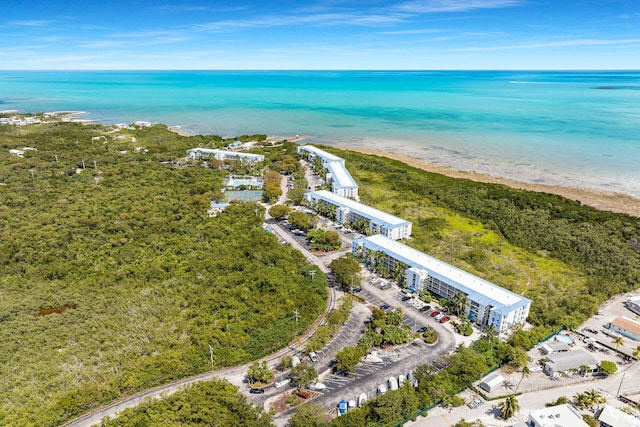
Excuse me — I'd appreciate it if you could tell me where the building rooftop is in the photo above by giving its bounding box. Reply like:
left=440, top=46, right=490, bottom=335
left=356, top=234, right=530, bottom=309
left=325, top=161, right=358, bottom=189
left=297, top=145, right=344, bottom=163
left=597, top=405, right=640, bottom=427
left=308, top=191, right=410, bottom=227
left=528, top=404, right=589, bottom=427
left=480, top=373, right=504, bottom=388
left=611, top=316, right=640, bottom=335
left=187, top=148, right=264, bottom=161
left=545, top=350, right=598, bottom=372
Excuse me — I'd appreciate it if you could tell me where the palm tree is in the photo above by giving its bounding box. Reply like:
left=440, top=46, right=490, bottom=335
left=633, top=345, right=640, bottom=359
left=612, top=336, right=625, bottom=350
left=574, top=389, right=605, bottom=409
left=498, top=395, right=520, bottom=419
left=515, top=366, right=530, bottom=392
left=585, top=389, right=606, bottom=405
left=482, top=325, right=497, bottom=338
left=579, top=364, right=591, bottom=377
left=452, top=292, right=468, bottom=316
left=392, top=261, right=409, bottom=285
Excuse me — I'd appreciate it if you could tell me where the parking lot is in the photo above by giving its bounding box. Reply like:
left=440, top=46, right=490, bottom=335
left=579, top=290, right=640, bottom=357
left=314, top=338, right=450, bottom=412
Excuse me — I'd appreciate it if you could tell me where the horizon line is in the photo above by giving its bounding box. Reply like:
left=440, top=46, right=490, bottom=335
left=2, top=68, right=640, bottom=72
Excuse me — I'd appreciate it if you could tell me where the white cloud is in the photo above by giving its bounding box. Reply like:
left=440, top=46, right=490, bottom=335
left=451, top=37, right=640, bottom=52
left=393, top=0, right=524, bottom=13
left=8, top=20, right=54, bottom=27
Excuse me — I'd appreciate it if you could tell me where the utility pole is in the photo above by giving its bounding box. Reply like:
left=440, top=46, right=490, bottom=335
left=617, top=372, right=626, bottom=397
left=82, top=160, right=86, bottom=169
left=293, top=309, right=300, bottom=324
left=93, top=160, right=97, bottom=171
left=309, top=269, right=316, bottom=281
left=54, top=154, right=59, bottom=163
left=208, top=344, right=214, bottom=370
left=30, top=169, right=35, bottom=182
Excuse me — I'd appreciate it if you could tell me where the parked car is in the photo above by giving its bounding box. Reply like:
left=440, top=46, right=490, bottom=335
left=434, top=313, right=444, bottom=321
left=388, top=377, right=399, bottom=391
left=440, top=316, right=451, bottom=323
left=417, top=326, right=428, bottom=333
left=309, top=382, right=326, bottom=390
left=419, top=305, right=431, bottom=312
left=309, top=351, right=319, bottom=363
left=401, top=295, right=412, bottom=301
left=584, top=327, right=598, bottom=334
left=398, top=374, right=407, bottom=386
left=275, top=378, right=292, bottom=388
left=430, top=311, right=441, bottom=317
left=380, top=304, right=390, bottom=310
left=250, top=388, right=265, bottom=394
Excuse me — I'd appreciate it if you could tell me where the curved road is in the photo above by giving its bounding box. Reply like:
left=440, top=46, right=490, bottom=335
left=64, top=173, right=340, bottom=426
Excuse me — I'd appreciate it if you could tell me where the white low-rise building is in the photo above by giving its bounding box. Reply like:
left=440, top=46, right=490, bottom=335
left=529, top=404, right=590, bottom=427
left=297, top=145, right=359, bottom=200
left=186, top=148, right=264, bottom=164
left=596, top=405, right=640, bottom=427
left=543, top=350, right=598, bottom=377
left=305, top=190, right=412, bottom=240
left=9, top=149, right=25, bottom=157
left=297, top=144, right=344, bottom=167
left=625, top=296, right=640, bottom=316
left=352, top=234, right=531, bottom=331
left=324, top=161, right=359, bottom=200
left=479, top=373, right=504, bottom=393
left=606, top=316, right=640, bottom=342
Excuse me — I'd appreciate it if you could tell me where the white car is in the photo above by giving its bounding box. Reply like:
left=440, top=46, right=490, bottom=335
left=388, top=377, right=399, bottom=391
left=398, top=374, right=407, bottom=386
left=377, top=384, right=387, bottom=395
left=275, top=378, right=291, bottom=388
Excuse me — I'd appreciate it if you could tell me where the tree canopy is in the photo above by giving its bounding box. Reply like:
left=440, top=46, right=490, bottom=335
left=0, top=122, right=327, bottom=426
left=100, top=378, right=274, bottom=427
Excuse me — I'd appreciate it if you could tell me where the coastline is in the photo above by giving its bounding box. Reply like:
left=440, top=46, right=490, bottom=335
left=339, top=146, right=640, bottom=218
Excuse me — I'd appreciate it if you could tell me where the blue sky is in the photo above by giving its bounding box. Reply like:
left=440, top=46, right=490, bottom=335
left=1, top=0, right=639, bottom=69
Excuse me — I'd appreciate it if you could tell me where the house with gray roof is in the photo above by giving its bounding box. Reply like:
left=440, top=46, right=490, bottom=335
left=543, top=350, right=598, bottom=377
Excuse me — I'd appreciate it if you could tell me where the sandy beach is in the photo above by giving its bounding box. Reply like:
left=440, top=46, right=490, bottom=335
left=340, top=146, right=640, bottom=218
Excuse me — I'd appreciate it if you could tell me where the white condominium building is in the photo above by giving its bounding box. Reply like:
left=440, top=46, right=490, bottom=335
left=186, top=148, right=264, bottom=164
left=296, top=145, right=359, bottom=200
left=324, top=161, right=359, bottom=200
left=305, top=190, right=412, bottom=240
left=352, top=234, right=531, bottom=332
left=296, top=145, right=344, bottom=167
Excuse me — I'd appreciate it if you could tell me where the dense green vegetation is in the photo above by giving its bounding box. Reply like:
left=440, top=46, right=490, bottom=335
left=0, top=123, right=326, bottom=426
left=4, top=123, right=639, bottom=426
left=327, top=147, right=640, bottom=332
left=100, top=378, right=274, bottom=427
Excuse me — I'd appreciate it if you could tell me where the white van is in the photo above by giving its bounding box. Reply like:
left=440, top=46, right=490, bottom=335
left=309, top=351, right=319, bottom=363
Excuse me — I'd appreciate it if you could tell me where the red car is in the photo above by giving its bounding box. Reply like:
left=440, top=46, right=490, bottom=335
left=440, top=316, right=450, bottom=323
left=430, top=311, right=440, bottom=317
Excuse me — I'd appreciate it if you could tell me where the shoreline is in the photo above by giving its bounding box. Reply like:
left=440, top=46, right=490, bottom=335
left=339, top=146, right=640, bottom=218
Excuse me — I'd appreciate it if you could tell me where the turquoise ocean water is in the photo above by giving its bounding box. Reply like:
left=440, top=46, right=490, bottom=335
left=1, top=70, right=639, bottom=198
